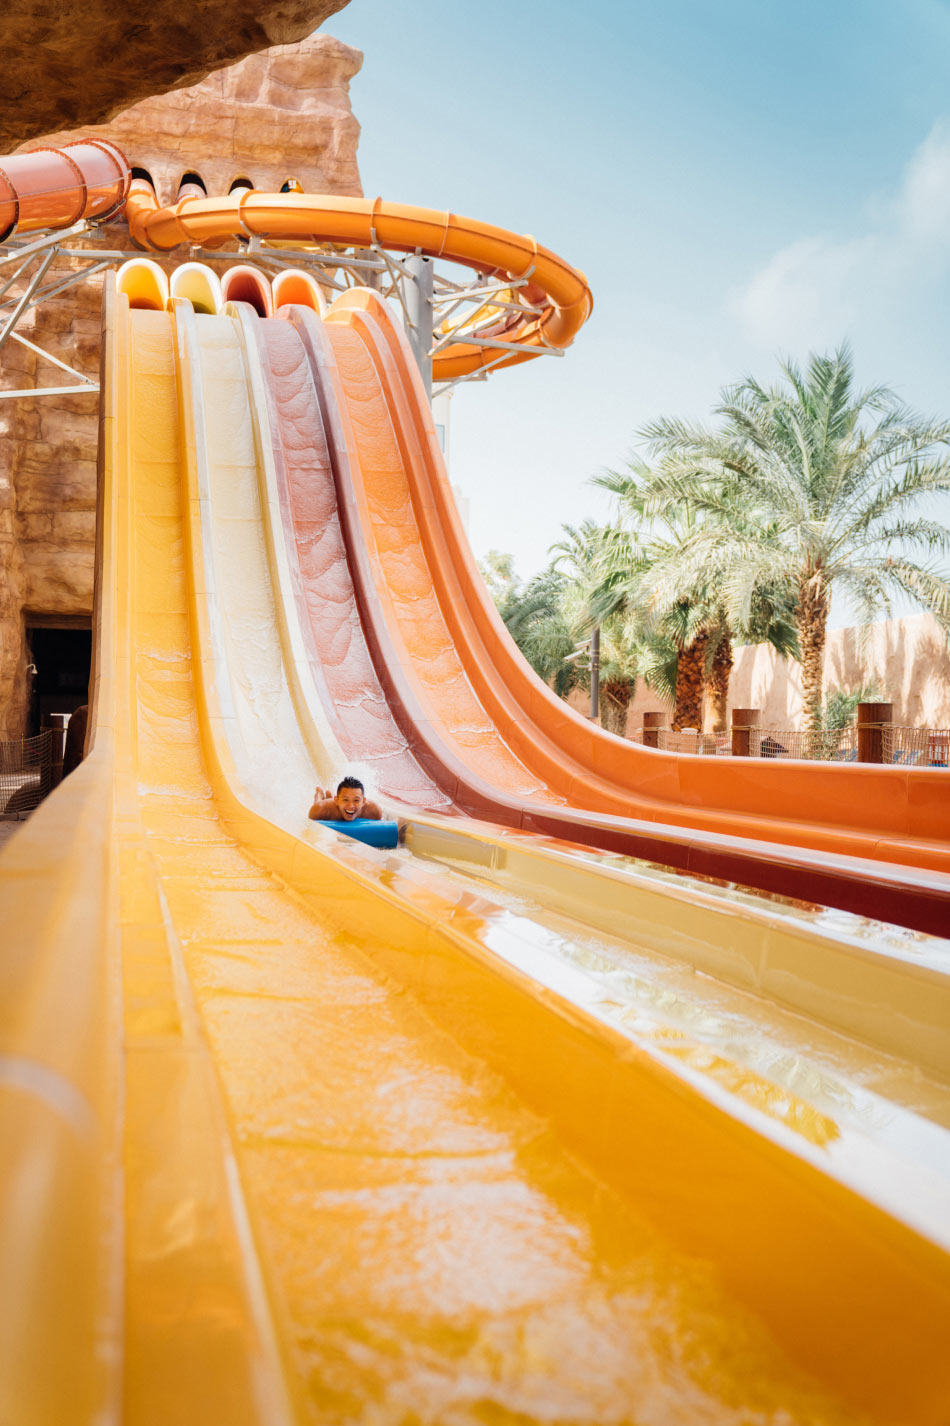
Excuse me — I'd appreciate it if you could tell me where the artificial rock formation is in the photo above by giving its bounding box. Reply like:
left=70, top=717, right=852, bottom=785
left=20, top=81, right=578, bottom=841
left=0, top=0, right=351, bottom=149
left=0, top=34, right=363, bottom=736
left=36, top=33, right=365, bottom=203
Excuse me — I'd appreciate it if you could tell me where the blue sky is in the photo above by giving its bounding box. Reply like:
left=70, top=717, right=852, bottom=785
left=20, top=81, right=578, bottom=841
left=329, top=0, right=950, bottom=617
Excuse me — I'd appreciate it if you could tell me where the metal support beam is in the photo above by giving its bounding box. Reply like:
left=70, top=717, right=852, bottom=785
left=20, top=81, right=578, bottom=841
left=9, top=330, right=97, bottom=385
left=0, top=222, right=88, bottom=266
left=0, top=384, right=99, bottom=400
left=0, top=250, right=55, bottom=351
left=403, top=253, right=434, bottom=400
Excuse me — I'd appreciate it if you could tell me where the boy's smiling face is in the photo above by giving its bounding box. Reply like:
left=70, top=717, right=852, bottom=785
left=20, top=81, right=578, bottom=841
left=334, top=786, right=365, bottom=820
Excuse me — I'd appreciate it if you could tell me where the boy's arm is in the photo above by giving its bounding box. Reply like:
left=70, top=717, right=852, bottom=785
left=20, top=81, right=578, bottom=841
left=308, top=796, right=338, bottom=821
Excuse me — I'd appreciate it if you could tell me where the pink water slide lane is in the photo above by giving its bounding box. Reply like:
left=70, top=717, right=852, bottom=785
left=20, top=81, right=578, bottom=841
left=249, top=315, right=452, bottom=811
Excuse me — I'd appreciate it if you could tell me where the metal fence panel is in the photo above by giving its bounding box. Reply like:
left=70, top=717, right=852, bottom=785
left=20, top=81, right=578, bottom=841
left=0, top=730, right=54, bottom=815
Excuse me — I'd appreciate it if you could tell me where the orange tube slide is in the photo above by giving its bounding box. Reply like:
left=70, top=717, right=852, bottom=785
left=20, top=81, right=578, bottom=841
left=261, top=291, right=949, bottom=932
left=0, top=141, right=130, bottom=243
left=124, top=181, right=591, bottom=378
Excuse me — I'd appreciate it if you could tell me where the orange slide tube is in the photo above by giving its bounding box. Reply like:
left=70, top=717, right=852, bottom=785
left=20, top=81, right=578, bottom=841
left=0, top=141, right=130, bottom=244
left=123, top=181, right=591, bottom=378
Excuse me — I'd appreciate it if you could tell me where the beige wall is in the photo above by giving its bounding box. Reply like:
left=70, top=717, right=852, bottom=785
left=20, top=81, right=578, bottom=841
left=569, top=613, right=950, bottom=735
left=725, top=612, right=950, bottom=729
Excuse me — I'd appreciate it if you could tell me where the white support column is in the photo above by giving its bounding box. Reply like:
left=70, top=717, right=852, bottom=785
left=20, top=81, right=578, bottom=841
left=403, top=253, right=434, bottom=400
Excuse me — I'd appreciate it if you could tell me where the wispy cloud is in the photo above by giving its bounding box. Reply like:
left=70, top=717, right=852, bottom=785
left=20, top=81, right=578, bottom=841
left=733, top=122, right=950, bottom=350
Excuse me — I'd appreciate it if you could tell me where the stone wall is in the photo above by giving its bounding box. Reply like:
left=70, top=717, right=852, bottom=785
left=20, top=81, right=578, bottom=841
left=0, top=33, right=362, bottom=736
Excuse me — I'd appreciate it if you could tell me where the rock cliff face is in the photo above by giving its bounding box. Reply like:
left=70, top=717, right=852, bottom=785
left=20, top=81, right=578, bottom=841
left=0, top=34, right=363, bottom=736
left=0, top=0, right=351, bottom=149
left=34, top=33, right=364, bottom=202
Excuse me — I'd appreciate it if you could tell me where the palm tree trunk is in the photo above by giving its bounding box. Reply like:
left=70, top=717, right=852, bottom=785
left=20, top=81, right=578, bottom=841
left=707, top=633, right=733, bottom=733
left=601, top=678, right=632, bottom=736
left=798, top=573, right=829, bottom=738
left=672, top=633, right=708, bottom=731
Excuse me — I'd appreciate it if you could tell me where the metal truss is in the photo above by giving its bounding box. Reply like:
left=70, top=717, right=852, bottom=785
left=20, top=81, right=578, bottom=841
left=0, top=222, right=561, bottom=402
left=0, top=223, right=111, bottom=400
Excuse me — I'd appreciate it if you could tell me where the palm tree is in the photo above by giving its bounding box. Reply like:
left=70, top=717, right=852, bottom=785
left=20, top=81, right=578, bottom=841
left=592, top=464, right=798, bottom=732
left=548, top=521, right=653, bottom=736
left=495, top=562, right=580, bottom=697
left=638, top=345, right=950, bottom=734
left=586, top=474, right=700, bottom=729
left=481, top=527, right=644, bottom=736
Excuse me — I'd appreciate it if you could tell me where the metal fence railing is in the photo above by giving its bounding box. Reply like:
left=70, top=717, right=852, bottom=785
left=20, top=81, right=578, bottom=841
left=657, top=729, right=731, bottom=755
left=0, top=730, right=54, bottom=816
left=883, top=727, right=950, bottom=768
left=654, top=724, right=864, bottom=761
left=648, top=721, right=950, bottom=764
left=749, top=725, right=860, bottom=762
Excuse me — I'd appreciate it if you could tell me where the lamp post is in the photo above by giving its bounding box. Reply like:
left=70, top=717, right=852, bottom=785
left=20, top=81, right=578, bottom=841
left=590, top=624, right=600, bottom=721
left=566, top=627, right=601, bottom=721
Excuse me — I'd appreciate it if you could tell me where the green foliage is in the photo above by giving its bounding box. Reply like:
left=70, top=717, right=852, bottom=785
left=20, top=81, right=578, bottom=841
left=821, top=682, right=883, bottom=731
left=480, top=345, right=949, bottom=736
left=636, top=344, right=950, bottom=638
left=478, top=550, right=519, bottom=610
left=478, top=525, right=646, bottom=709
left=622, top=344, right=950, bottom=728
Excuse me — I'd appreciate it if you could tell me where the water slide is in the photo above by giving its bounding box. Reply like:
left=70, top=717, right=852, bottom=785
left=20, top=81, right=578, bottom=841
left=5, top=146, right=949, bottom=929
left=2, top=153, right=950, bottom=1421
left=0, top=261, right=948, bottom=1424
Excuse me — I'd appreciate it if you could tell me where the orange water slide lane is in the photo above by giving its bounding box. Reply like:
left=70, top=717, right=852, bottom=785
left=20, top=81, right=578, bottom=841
left=289, top=289, right=950, bottom=925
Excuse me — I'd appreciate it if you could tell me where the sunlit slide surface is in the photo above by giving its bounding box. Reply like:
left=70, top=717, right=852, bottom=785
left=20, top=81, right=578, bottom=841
left=0, top=267, right=949, bottom=1426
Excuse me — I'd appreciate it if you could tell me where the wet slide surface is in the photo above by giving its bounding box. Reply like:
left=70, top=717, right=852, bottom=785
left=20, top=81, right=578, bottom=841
left=250, top=315, right=450, bottom=811
left=1, top=150, right=949, bottom=1422
left=111, top=302, right=895, bottom=1424
left=3, top=279, right=950, bottom=1426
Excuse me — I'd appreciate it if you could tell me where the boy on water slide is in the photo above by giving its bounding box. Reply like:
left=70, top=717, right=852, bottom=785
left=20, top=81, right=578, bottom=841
left=309, top=776, right=383, bottom=823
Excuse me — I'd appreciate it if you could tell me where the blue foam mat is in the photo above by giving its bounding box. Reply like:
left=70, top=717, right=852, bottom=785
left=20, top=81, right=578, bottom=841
left=322, top=818, right=399, bottom=849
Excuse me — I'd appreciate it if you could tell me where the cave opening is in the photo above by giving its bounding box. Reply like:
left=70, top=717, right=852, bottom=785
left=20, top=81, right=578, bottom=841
left=25, top=619, right=92, bottom=738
